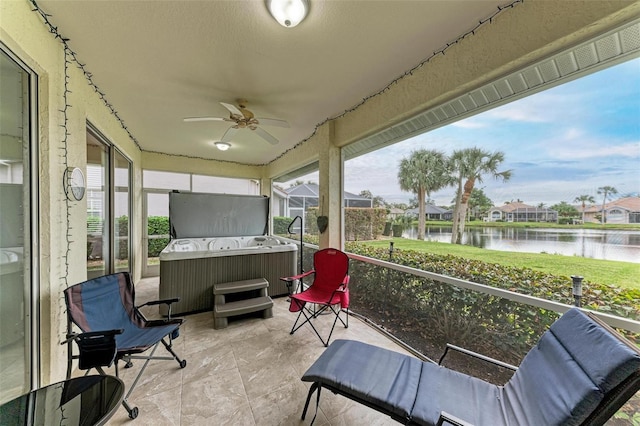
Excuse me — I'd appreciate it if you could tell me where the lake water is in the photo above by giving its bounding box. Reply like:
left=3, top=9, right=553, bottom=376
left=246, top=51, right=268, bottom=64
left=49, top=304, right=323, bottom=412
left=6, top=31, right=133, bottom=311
left=402, top=226, right=640, bottom=263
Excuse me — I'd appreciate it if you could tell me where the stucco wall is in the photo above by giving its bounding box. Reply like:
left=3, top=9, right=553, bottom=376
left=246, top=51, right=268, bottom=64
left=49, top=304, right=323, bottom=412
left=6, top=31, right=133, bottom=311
left=1, top=0, right=144, bottom=385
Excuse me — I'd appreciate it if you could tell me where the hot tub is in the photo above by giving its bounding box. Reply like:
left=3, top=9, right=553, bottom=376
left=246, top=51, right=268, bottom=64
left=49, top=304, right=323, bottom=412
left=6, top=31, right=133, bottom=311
left=159, top=192, right=298, bottom=315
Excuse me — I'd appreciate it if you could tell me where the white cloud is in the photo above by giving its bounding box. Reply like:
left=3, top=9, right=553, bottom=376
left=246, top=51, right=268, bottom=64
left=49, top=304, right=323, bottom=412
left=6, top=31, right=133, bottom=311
left=545, top=137, right=640, bottom=160
left=451, top=118, right=487, bottom=129
left=483, top=92, right=574, bottom=123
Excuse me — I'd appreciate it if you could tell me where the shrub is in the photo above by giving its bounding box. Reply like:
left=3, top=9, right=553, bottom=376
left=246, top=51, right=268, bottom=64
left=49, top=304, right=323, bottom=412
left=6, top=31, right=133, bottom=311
left=116, top=215, right=128, bottom=260
left=147, top=216, right=170, bottom=257
left=87, top=215, right=102, bottom=234
left=345, top=242, right=638, bottom=362
left=303, top=207, right=386, bottom=240
left=273, top=216, right=291, bottom=235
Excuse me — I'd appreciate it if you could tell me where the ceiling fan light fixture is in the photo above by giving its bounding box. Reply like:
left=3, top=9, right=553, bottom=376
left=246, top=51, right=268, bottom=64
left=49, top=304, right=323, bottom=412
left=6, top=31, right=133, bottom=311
left=266, top=0, right=309, bottom=28
left=215, top=142, right=231, bottom=151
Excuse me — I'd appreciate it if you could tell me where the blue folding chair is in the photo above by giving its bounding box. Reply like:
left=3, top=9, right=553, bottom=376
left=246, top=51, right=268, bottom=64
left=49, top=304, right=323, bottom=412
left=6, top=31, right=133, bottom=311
left=64, top=272, right=186, bottom=419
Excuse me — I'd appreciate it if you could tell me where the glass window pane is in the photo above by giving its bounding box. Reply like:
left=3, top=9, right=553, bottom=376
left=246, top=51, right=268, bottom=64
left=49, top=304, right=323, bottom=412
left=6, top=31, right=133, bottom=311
left=114, top=150, right=131, bottom=273
left=0, top=49, right=32, bottom=403
left=143, top=170, right=190, bottom=190
left=191, top=175, right=260, bottom=194
left=146, top=192, right=169, bottom=272
left=87, top=132, right=109, bottom=279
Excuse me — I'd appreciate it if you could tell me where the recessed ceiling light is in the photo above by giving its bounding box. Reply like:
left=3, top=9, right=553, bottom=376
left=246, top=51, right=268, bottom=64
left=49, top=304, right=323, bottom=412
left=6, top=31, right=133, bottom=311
left=215, top=142, right=231, bottom=151
left=265, top=0, right=309, bottom=28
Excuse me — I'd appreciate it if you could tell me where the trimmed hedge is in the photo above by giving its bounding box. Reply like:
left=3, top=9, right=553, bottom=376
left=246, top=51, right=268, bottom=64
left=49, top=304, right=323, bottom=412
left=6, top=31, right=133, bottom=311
left=273, top=216, right=290, bottom=235
left=116, top=215, right=128, bottom=260
left=346, top=242, right=639, bottom=320
left=148, top=216, right=170, bottom=257
left=343, top=242, right=638, bottom=364
left=305, top=207, right=387, bottom=240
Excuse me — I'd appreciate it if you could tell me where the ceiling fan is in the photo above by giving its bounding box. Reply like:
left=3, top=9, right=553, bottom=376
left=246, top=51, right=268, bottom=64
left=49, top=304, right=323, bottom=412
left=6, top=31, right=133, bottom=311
left=183, top=100, right=289, bottom=145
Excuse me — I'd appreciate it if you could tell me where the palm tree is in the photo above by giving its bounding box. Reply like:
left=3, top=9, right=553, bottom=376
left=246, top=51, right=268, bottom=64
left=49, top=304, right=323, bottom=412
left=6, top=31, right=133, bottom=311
left=574, top=194, right=595, bottom=223
left=449, top=147, right=511, bottom=244
left=397, top=149, right=450, bottom=240
left=597, top=186, right=618, bottom=224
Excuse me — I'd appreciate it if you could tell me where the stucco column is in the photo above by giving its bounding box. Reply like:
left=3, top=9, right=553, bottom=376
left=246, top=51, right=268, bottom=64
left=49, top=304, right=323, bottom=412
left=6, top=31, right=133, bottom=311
left=317, top=122, right=343, bottom=249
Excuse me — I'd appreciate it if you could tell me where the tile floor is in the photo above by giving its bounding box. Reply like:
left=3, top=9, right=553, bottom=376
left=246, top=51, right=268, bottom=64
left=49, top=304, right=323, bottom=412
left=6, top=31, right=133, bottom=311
left=103, top=277, right=411, bottom=425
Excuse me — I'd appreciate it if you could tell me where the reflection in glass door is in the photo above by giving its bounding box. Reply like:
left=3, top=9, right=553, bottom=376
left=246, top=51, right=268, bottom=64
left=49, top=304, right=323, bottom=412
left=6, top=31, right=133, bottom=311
left=0, top=48, right=36, bottom=403
left=86, top=132, right=109, bottom=279
left=86, top=127, right=131, bottom=279
left=143, top=191, right=169, bottom=277
left=114, top=149, right=131, bottom=273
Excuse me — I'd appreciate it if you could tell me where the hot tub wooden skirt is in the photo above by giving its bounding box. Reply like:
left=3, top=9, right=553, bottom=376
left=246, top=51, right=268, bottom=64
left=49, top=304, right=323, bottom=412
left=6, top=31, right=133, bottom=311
left=213, top=278, right=274, bottom=329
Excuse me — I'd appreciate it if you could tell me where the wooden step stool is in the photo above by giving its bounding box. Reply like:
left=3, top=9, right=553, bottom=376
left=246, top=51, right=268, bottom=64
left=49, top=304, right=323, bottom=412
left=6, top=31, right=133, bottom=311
left=213, top=278, right=273, bottom=329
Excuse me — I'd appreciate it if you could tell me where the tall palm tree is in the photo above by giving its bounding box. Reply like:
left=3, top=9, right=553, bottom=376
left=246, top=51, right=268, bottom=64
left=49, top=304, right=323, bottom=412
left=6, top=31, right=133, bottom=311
left=397, top=149, right=450, bottom=240
left=574, top=194, right=595, bottom=223
left=597, top=186, right=618, bottom=224
left=449, top=147, right=511, bottom=244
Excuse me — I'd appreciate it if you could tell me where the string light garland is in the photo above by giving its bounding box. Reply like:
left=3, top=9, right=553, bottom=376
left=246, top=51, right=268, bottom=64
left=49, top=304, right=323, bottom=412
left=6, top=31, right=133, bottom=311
left=61, top=46, right=71, bottom=287
left=29, top=0, right=145, bottom=289
left=29, top=0, right=142, bottom=151
left=29, top=0, right=524, bottom=172
left=270, top=0, right=524, bottom=164
left=30, top=0, right=523, bottom=168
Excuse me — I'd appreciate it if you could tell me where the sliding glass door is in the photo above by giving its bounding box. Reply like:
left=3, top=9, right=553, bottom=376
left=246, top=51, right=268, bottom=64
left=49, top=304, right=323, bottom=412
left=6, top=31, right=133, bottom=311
left=86, top=127, right=131, bottom=279
left=0, top=47, right=37, bottom=403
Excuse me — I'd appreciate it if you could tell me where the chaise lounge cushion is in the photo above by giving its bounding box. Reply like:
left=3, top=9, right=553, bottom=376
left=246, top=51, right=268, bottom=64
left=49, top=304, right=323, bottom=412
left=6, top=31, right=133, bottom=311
left=302, top=339, right=423, bottom=420
left=301, top=309, right=640, bottom=426
left=502, top=308, right=640, bottom=425
left=410, top=364, right=504, bottom=425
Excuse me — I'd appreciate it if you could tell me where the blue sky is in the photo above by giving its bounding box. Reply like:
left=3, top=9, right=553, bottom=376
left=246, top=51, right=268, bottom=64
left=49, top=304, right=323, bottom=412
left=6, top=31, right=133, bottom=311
left=339, top=57, right=640, bottom=207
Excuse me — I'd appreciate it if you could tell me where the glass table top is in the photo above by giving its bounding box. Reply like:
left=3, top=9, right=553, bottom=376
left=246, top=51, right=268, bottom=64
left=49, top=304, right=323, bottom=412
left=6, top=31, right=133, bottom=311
left=0, top=375, right=124, bottom=426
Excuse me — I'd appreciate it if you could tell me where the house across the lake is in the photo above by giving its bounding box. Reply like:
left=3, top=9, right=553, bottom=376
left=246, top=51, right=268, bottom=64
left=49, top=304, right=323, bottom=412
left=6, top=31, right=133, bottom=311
left=487, top=202, right=558, bottom=223
left=580, top=197, right=640, bottom=224
left=406, top=204, right=453, bottom=221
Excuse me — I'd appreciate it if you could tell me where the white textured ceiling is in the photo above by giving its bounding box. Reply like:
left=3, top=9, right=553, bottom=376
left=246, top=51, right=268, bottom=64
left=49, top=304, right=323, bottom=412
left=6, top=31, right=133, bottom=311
left=34, top=0, right=510, bottom=165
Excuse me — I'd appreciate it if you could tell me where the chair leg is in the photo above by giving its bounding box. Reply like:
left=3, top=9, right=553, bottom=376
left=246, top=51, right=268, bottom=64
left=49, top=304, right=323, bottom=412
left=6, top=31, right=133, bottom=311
left=301, top=382, right=319, bottom=420
left=291, top=303, right=349, bottom=347
left=161, top=337, right=187, bottom=368
left=333, top=306, right=348, bottom=329
left=121, top=343, right=160, bottom=418
left=301, top=382, right=322, bottom=425
left=324, top=305, right=346, bottom=347
left=291, top=307, right=331, bottom=346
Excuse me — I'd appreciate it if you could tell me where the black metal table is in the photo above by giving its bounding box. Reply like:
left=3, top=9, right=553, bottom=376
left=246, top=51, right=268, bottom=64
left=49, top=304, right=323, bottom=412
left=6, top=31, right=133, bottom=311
left=0, top=375, right=124, bottom=426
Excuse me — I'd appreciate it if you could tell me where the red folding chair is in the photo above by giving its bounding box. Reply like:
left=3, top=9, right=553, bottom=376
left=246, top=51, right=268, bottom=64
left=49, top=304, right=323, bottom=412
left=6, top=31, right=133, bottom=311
left=282, top=248, right=350, bottom=346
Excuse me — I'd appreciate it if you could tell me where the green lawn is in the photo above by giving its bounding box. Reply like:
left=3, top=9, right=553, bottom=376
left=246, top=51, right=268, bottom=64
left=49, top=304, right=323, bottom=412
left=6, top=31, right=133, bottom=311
left=361, top=238, right=640, bottom=290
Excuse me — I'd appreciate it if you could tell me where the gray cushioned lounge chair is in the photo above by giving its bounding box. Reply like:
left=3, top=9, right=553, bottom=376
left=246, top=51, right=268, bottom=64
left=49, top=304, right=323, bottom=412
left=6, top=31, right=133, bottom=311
left=301, top=308, right=640, bottom=425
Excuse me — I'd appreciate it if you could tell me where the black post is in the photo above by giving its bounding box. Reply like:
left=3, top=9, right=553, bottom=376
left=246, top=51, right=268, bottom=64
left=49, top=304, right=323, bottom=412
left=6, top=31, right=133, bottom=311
left=571, top=275, right=583, bottom=307
left=287, top=216, right=304, bottom=293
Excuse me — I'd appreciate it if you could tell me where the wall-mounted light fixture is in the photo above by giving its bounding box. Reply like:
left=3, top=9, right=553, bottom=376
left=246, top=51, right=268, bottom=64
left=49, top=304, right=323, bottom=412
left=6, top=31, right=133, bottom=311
left=215, top=142, right=231, bottom=151
left=265, top=0, right=309, bottom=28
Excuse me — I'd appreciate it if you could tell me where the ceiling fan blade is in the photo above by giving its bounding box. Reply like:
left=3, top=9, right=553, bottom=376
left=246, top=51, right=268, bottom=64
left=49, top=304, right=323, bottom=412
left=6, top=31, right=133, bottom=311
left=256, top=117, right=290, bottom=128
left=184, top=116, right=227, bottom=122
left=254, top=127, right=279, bottom=145
left=220, top=102, right=244, bottom=118
left=221, top=126, right=239, bottom=142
